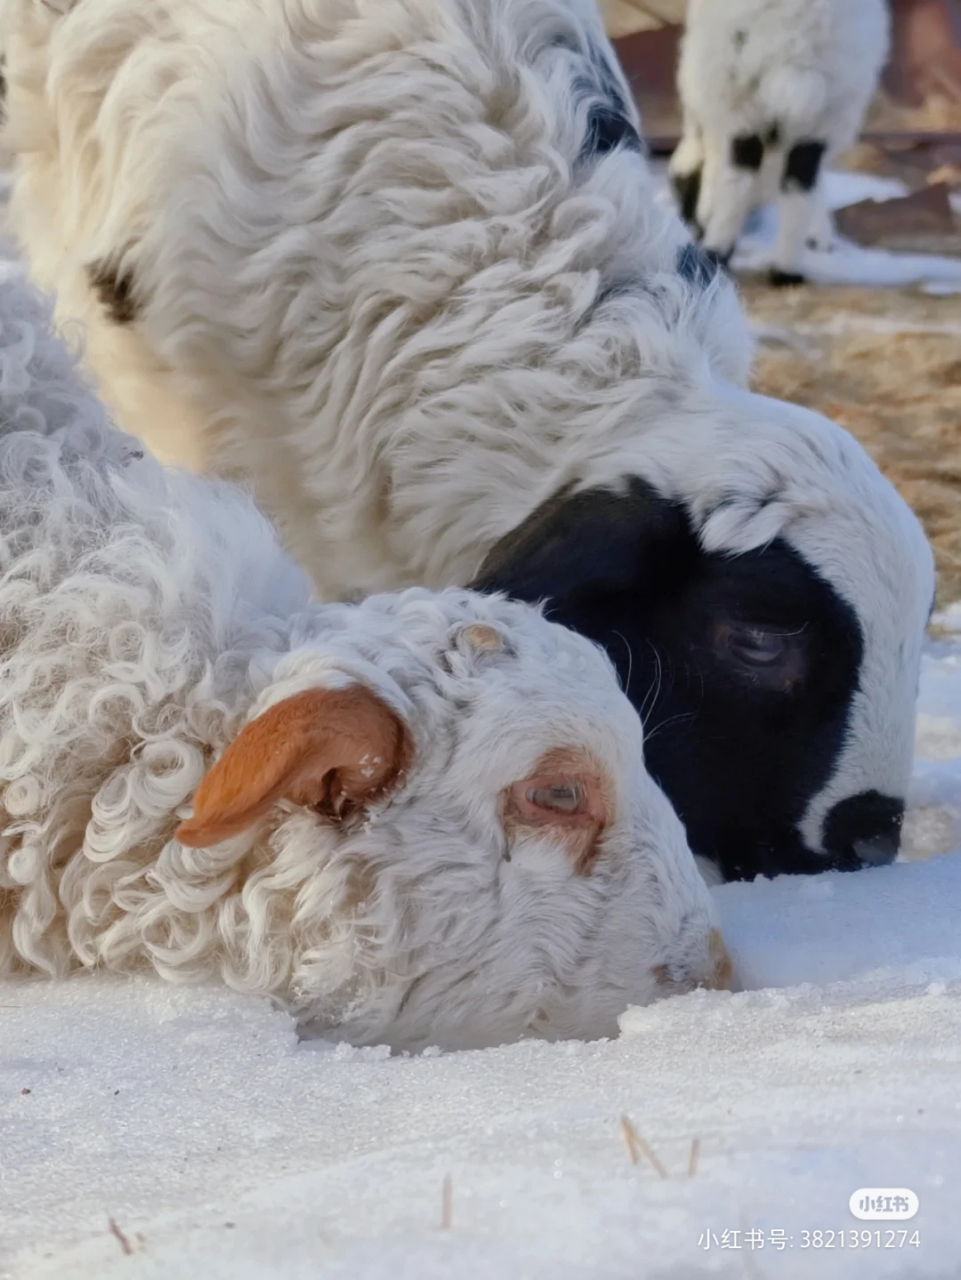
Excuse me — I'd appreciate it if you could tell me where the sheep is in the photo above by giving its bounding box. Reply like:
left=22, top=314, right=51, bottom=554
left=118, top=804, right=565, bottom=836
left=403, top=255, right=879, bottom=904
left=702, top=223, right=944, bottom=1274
left=0, top=271, right=733, bottom=1051
left=0, top=0, right=935, bottom=885
left=669, top=0, right=890, bottom=285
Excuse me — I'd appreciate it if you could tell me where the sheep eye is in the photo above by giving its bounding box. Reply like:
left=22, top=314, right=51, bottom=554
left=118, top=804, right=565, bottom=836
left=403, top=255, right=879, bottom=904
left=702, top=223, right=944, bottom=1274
left=712, top=620, right=807, bottom=689
left=728, top=627, right=789, bottom=668
left=526, top=783, right=583, bottom=814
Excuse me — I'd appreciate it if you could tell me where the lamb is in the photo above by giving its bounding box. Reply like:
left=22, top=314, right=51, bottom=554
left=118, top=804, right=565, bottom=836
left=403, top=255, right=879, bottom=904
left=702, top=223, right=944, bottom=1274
left=0, top=0, right=935, bottom=885
left=0, top=272, right=731, bottom=1052
left=669, top=0, right=890, bottom=284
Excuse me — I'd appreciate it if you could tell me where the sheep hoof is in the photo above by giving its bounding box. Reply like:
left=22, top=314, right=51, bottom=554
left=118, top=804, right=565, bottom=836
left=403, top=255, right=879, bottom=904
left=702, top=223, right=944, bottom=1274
left=768, top=268, right=806, bottom=288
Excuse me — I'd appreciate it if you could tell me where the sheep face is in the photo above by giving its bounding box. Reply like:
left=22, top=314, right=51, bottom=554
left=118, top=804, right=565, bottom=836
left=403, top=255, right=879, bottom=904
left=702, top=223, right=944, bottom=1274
left=475, top=393, right=936, bottom=885
left=177, top=591, right=729, bottom=1051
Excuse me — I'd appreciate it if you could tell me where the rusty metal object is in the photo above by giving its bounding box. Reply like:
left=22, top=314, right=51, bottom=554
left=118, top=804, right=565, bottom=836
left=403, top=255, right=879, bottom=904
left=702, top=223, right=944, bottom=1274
left=883, top=0, right=961, bottom=109
left=833, top=182, right=956, bottom=245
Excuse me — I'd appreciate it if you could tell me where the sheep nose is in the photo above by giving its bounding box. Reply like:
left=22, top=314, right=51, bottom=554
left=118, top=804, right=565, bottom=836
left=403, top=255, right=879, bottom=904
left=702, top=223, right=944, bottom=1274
left=822, top=791, right=905, bottom=869
left=852, top=832, right=900, bottom=866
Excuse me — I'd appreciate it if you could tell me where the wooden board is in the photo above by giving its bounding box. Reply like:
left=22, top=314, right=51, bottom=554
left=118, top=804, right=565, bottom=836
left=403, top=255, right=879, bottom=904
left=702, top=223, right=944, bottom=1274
left=600, top=0, right=686, bottom=40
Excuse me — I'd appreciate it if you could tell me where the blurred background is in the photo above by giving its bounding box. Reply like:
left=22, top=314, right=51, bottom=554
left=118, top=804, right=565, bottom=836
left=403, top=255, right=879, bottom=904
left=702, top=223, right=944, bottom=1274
left=608, top=0, right=961, bottom=606
left=604, top=0, right=961, bottom=142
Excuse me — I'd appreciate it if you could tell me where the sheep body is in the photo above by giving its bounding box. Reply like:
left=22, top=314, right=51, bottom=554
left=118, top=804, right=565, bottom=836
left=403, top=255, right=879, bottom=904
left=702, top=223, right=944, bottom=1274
left=670, top=0, right=890, bottom=281
left=0, top=0, right=752, bottom=587
left=0, top=271, right=727, bottom=1051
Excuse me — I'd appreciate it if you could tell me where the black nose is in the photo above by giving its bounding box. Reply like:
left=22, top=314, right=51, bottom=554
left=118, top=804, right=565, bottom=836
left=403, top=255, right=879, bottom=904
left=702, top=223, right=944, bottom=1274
left=822, top=791, right=905, bottom=869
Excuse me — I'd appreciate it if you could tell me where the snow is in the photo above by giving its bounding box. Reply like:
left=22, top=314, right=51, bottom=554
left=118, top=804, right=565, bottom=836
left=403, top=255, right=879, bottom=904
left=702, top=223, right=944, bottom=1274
left=734, top=171, right=961, bottom=289
left=718, top=853, right=961, bottom=991
left=3, top=932, right=960, bottom=1280
left=2, top=631, right=960, bottom=1280
left=1, top=176, right=960, bottom=1280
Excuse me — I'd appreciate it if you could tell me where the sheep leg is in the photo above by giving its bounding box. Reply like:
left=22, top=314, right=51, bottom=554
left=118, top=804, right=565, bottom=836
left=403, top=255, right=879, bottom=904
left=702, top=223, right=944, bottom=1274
left=696, top=132, right=765, bottom=267
left=771, top=139, right=827, bottom=286
left=804, top=188, right=836, bottom=252
left=669, top=122, right=705, bottom=231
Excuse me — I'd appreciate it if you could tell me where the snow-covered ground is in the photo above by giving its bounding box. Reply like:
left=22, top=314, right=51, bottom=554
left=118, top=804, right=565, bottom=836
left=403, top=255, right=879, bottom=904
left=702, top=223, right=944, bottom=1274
left=2, top=634, right=959, bottom=1280
left=734, top=171, right=961, bottom=292
left=651, top=165, right=961, bottom=292
left=2, top=184, right=961, bottom=1279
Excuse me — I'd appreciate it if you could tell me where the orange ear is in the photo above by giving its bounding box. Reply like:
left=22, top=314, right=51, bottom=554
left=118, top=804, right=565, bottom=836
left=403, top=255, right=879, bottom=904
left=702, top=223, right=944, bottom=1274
left=175, top=685, right=412, bottom=848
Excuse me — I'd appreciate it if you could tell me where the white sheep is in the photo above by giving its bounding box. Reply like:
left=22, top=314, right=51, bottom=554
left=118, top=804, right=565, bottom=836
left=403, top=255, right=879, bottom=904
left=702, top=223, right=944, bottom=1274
left=0, top=0, right=934, bottom=886
left=0, top=271, right=730, bottom=1051
left=669, top=0, right=890, bottom=284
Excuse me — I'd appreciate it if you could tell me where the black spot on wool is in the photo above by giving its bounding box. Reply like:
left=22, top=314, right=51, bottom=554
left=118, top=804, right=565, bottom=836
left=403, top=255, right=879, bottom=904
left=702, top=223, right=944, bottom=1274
left=672, top=167, right=702, bottom=226
left=782, top=139, right=826, bottom=193
left=731, top=133, right=764, bottom=171
left=576, top=45, right=642, bottom=160
left=676, top=243, right=722, bottom=288
left=87, top=259, right=140, bottom=325
left=584, top=104, right=641, bottom=156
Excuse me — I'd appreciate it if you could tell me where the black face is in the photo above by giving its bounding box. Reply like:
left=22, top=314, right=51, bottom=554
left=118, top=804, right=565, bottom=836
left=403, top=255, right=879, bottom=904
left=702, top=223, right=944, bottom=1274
left=472, top=478, right=900, bottom=882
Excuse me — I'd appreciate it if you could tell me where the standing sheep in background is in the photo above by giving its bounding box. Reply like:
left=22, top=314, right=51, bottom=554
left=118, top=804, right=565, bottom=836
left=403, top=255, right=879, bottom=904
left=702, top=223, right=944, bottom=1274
left=0, top=271, right=731, bottom=1051
left=669, top=0, right=890, bottom=284
left=0, top=0, right=935, bottom=884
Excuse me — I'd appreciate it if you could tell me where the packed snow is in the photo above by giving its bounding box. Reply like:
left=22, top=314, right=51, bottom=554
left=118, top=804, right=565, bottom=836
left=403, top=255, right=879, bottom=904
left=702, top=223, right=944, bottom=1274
left=2, top=179, right=961, bottom=1279
left=734, top=171, right=961, bottom=290
left=2, top=625, right=959, bottom=1280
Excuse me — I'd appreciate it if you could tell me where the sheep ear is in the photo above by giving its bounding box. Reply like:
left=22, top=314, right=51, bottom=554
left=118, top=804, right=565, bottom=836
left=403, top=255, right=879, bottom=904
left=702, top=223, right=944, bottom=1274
left=175, top=686, right=412, bottom=848
left=471, top=477, right=693, bottom=605
left=457, top=623, right=506, bottom=653
left=440, top=621, right=513, bottom=675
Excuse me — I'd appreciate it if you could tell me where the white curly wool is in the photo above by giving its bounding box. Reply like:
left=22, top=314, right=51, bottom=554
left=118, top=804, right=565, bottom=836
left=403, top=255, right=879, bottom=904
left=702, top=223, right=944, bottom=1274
left=0, top=273, right=728, bottom=1051
left=670, top=0, right=889, bottom=280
